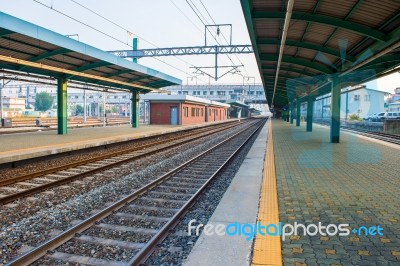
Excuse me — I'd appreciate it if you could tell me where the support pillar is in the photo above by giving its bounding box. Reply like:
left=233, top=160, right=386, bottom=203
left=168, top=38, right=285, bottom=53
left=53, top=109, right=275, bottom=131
left=290, top=102, right=294, bottom=124
left=57, top=78, right=68, bottom=135
left=296, top=99, right=301, bottom=127
left=131, top=91, right=139, bottom=128
left=83, top=89, right=87, bottom=122
left=306, top=96, right=314, bottom=132
left=331, top=78, right=341, bottom=143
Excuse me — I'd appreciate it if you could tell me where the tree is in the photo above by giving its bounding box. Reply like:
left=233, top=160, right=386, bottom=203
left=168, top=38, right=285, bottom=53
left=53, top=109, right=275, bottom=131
left=75, top=104, right=84, bottom=115
left=35, top=92, right=54, bottom=112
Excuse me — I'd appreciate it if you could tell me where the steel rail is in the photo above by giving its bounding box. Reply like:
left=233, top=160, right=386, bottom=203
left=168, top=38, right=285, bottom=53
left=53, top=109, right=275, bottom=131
left=0, top=121, right=240, bottom=187
left=0, top=121, right=246, bottom=204
left=128, top=119, right=265, bottom=265
left=5, top=119, right=265, bottom=266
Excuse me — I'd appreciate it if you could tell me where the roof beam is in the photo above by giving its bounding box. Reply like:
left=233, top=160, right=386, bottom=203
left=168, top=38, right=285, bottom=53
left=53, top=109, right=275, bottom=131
left=260, top=54, right=335, bottom=74
left=127, top=76, right=148, bottom=83
left=103, top=69, right=134, bottom=78
left=257, top=39, right=355, bottom=62
left=73, top=61, right=113, bottom=72
left=28, top=48, right=71, bottom=62
left=0, top=29, right=14, bottom=37
left=262, top=65, right=318, bottom=77
left=0, top=54, right=160, bottom=92
left=252, top=11, right=387, bottom=42
left=272, top=0, right=294, bottom=105
left=294, top=0, right=322, bottom=57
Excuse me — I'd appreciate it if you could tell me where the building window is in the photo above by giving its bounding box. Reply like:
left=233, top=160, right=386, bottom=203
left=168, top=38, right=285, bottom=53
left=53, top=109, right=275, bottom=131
left=184, top=107, right=189, bottom=117
left=217, top=91, right=225, bottom=96
left=191, top=107, right=195, bottom=116
left=364, top=95, right=370, bottom=101
left=354, top=95, right=360, bottom=101
left=210, top=91, right=214, bottom=95
left=203, top=91, right=207, bottom=95
left=182, top=91, right=188, bottom=95
left=201, top=108, right=204, bottom=116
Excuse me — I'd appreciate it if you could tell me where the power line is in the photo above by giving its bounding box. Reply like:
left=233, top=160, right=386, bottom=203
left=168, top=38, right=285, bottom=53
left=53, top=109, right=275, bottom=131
left=198, top=0, right=252, bottom=84
left=169, top=0, right=204, bottom=35
left=33, top=0, right=205, bottom=82
left=33, top=0, right=131, bottom=48
left=66, top=0, right=208, bottom=83
left=189, top=0, right=251, bottom=84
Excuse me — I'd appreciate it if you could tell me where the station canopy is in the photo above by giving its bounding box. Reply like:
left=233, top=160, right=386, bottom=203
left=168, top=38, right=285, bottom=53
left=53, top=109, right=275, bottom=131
left=0, top=12, right=181, bottom=92
left=241, top=0, right=400, bottom=109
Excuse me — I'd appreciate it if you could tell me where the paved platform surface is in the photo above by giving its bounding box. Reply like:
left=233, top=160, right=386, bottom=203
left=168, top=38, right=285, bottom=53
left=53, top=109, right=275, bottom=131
left=183, top=122, right=268, bottom=266
left=0, top=120, right=235, bottom=164
left=273, top=120, right=400, bottom=265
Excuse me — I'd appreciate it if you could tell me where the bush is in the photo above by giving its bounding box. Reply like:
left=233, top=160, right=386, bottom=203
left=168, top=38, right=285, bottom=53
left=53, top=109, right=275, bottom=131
left=348, top=114, right=361, bottom=121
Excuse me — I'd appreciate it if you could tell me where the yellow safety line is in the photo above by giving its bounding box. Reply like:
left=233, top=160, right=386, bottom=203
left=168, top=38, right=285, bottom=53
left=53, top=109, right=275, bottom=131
left=252, top=119, right=282, bottom=266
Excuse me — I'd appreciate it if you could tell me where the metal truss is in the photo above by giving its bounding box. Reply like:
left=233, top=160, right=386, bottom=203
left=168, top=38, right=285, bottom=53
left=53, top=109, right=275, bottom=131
left=109, top=45, right=253, bottom=58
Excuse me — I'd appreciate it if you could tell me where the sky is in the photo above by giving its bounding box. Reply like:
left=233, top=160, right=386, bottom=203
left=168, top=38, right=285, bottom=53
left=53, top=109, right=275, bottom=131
left=0, top=0, right=398, bottom=94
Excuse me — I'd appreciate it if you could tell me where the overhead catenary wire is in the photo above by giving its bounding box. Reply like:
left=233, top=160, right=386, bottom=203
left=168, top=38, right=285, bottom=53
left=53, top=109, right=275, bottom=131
left=168, top=0, right=204, bottom=35
left=32, top=0, right=206, bottom=82
left=66, top=0, right=207, bottom=81
left=196, top=0, right=252, bottom=85
left=185, top=0, right=242, bottom=76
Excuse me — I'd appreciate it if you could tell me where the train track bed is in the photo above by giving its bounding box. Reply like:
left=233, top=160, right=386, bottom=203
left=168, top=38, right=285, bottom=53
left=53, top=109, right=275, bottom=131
left=0, top=119, right=261, bottom=264
left=0, top=120, right=240, bottom=177
left=145, top=128, right=258, bottom=265
left=314, top=121, right=400, bottom=144
left=341, top=127, right=400, bottom=145
left=0, top=122, right=245, bottom=206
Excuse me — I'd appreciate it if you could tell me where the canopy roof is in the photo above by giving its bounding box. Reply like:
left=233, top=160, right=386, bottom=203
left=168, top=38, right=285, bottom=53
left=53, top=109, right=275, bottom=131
left=0, top=12, right=181, bottom=92
left=241, top=0, right=400, bottom=108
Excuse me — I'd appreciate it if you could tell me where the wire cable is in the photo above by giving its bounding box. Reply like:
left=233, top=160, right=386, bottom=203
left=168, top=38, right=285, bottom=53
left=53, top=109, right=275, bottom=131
left=33, top=0, right=206, bottom=82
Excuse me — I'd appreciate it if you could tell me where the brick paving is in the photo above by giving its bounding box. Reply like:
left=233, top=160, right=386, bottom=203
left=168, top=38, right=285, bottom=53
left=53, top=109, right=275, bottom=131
left=272, top=120, right=400, bottom=266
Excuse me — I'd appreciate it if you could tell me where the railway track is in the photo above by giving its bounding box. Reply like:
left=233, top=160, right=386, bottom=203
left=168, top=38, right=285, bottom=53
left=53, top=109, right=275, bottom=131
left=314, top=122, right=400, bottom=145
left=0, top=120, right=248, bottom=205
left=341, top=127, right=400, bottom=145
left=5, top=118, right=265, bottom=266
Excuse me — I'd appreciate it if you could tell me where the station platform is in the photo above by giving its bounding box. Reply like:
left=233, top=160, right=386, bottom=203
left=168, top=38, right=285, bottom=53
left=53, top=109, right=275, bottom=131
left=0, top=120, right=236, bottom=165
left=184, top=119, right=400, bottom=265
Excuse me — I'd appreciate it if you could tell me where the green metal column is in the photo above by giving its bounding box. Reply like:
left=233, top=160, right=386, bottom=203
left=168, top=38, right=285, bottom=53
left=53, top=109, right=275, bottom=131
left=57, top=78, right=67, bottom=135
left=296, top=99, right=301, bottom=127
left=290, top=102, right=294, bottom=124
left=131, top=91, right=139, bottom=128
left=331, top=78, right=341, bottom=143
left=306, top=96, right=314, bottom=132
left=286, top=111, right=290, bottom=122
left=132, top=38, right=138, bottom=63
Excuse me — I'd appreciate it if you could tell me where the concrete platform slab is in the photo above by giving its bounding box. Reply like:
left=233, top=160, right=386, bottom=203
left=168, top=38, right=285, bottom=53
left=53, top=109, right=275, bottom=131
left=273, top=120, right=400, bottom=265
left=183, top=122, right=268, bottom=266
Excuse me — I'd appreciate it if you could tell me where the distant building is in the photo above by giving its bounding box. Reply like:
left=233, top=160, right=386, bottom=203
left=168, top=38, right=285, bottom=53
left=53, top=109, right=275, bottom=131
left=1, top=97, right=26, bottom=117
left=387, top=87, right=400, bottom=112
left=165, top=85, right=269, bottom=115
left=314, top=86, right=388, bottom=119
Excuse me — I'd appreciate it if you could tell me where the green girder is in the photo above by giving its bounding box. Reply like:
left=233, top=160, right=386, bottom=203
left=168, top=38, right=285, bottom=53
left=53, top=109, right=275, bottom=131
left=262, top=66, right=318, bottom=77
left=260, top=54, right=335, bottom=74
left=257, top=39, right=355, bottom=62
left=28, top=48, right=71, bottom=62
left=252, top=11, right=386, bottom=42
left=73, top=61, right=113, bottom=72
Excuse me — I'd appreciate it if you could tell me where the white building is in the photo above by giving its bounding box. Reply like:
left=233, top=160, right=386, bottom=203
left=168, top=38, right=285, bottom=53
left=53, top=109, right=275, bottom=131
left=314, top=86, right=388, bottom=119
